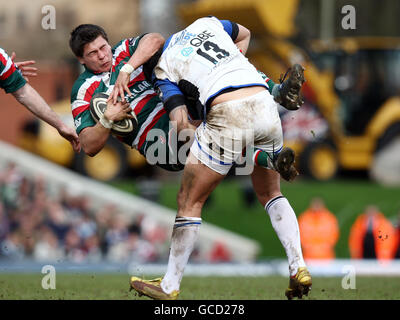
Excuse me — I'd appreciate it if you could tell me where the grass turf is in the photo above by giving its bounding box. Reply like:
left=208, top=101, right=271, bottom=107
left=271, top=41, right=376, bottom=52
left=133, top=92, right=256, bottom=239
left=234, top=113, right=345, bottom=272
left=1, top=273, right=399, bottom=300
left=110, top=178, right=400, bottom=259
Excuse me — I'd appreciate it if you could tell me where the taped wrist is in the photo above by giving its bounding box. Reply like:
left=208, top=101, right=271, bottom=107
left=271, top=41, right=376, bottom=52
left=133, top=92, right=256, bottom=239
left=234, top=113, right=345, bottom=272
left=120, top=63, right=135, bottom=75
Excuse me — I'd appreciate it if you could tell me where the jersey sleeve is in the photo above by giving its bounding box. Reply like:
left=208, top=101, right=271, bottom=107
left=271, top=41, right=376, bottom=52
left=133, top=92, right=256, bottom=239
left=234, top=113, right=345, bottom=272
left=127, top=35, right=146, bottom=56
left=153, top=78, right=185, bottom=114
left=70, top=75, right=100, bottom=134
left=71, top=99, right=96, bottom=134
left=219, top=20, right=239, bottom=41
left=74, top=108, right=96, bottom=134
left=257, top=70, right=276, bottom=94
left=111, top=35, right=146, bottom=67
left=0, top=48, right=26, bottom=93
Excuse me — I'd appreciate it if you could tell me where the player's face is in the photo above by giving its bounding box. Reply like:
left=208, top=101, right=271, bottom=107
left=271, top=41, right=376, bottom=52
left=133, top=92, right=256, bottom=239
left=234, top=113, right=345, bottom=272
left=79, top=36, right=112, bottom=73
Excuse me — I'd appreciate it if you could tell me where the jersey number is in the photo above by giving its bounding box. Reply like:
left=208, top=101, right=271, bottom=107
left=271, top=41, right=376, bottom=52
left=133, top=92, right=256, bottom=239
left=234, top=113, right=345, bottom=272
left=196, top=41, right=229, bottom=64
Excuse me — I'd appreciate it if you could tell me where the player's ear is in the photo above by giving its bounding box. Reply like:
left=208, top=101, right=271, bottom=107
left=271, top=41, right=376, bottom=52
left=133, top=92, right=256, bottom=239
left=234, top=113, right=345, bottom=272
left=77, top=56, right=85, bottom=65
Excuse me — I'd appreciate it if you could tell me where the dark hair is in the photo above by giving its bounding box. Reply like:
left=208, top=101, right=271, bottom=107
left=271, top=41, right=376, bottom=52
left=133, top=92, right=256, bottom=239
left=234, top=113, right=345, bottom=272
left=69, top=24, right=108, bottom=57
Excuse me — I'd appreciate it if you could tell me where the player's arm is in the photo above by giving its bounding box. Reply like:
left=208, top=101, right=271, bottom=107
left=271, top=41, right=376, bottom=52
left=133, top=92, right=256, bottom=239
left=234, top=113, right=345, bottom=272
left=78, top=100, right=132, bottom=157
left=79, top=124, right=110, bottom=157
left=12, top=84, right=81, bottom=153
left=233, top=23, right=251, bottom=54
left=110, top=33, right=165, bottom=104
left=154, top=78, right=195, bottom=133
left=220, top=20, right=251, bottom=55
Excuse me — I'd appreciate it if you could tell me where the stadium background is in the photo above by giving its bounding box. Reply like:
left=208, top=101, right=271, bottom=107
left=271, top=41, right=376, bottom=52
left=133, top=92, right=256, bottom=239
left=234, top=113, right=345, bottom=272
left=1, top=0, right=400, bottom=300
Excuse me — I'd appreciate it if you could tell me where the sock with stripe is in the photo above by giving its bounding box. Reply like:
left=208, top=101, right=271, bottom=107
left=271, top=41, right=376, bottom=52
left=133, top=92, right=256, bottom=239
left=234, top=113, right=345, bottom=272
left=265, top=196, right=306, bottom=276
left=253, top=148, right=275, bottom=170
left=161, top=216, right=202, bottom=294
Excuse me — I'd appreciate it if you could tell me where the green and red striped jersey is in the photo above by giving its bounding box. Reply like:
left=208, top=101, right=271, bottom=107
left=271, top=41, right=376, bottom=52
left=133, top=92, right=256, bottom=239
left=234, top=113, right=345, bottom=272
left=70, top=35, right=166, bottom=150
left=0, top=47, right=26, bottom=93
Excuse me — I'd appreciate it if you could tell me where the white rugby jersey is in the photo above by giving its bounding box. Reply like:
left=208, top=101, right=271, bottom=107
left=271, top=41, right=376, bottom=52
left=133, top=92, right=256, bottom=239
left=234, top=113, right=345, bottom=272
left=153, top=16, right=268, bottom=119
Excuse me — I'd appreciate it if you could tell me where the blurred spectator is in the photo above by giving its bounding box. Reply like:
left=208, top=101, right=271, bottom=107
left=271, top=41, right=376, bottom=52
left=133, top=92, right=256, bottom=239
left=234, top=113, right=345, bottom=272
left=105, top=214, right=129, bottom=248
left=63, top=228, right=86, bottom=263
left=298, top=198, right=339, bottom=260
left=107, top=223, right=157, bottom=263
left=83, top=234, right=102, bottom=262
left=94, top=204, right=114, bottom=255
left=44, top=199, right=70, bottom=244
left=0, top=162, right=23, bottom=212
left=33, top=226, right=64, bottom=262
left=209, top=241, right=232, bottom=263
left=0, top=232, right=24, bottom=260
left=0, top=202, right=9, bottom=242
left=349, top=205, right=399, bottom=261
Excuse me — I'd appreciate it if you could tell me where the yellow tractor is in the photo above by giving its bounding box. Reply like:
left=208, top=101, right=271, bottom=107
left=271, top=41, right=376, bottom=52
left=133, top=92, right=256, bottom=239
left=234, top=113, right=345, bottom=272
left=18, top=99, right=148, bottom=181
left=178, top=0, right=400, bottom=180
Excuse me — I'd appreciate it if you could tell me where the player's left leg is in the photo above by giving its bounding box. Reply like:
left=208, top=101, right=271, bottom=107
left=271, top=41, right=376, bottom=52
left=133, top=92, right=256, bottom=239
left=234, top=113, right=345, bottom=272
left=250, top=166, right=311, bottom=299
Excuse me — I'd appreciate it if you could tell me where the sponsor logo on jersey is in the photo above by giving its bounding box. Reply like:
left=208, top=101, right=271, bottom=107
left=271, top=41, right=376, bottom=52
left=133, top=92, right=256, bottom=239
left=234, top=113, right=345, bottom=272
left=189, top=30, right=214, bottom=47
left=174, top=30, right=196, bottom=46
left=74, top=118, right=82, bottom=128
left=181, top=47, right=194, bottom=57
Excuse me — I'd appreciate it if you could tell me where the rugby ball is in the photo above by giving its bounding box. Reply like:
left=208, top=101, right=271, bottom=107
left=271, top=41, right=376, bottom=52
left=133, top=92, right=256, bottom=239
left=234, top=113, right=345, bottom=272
left=90, top=92, right=138, bottom=137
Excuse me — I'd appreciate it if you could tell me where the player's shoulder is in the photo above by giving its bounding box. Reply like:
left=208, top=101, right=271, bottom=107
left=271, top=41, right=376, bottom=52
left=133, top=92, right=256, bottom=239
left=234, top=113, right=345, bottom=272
left=112, top=35, right=145, bottom=54
left=71, top=69, right=102, bottom=101
left=0, top=47, right=10, bottom=67
left=0, top=47, right=9, bottom=59
left=112, top=38, right=129, bottom=53
left=194, top=16, right=223, bottom=28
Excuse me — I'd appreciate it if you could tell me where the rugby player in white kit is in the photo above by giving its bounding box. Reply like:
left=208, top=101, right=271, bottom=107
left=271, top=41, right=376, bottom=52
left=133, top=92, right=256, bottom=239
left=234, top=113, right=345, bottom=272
left=129, top=16, right=311, bottom=300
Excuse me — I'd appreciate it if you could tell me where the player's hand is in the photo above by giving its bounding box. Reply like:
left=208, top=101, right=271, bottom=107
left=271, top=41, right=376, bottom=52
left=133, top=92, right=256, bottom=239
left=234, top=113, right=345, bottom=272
left=57, top=124, right=81, bottom=153
left=109, top=70, right=132, bottom=104
left=104, top=100, right=134, bottom=122
left=11, top=52, right=38, bottom=82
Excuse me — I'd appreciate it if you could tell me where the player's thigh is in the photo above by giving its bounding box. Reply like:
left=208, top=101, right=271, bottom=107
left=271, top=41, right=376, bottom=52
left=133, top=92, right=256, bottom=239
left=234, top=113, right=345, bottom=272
left=251, top=165, right=282, bottom=207
left=178, top=151, right=225, bottom=213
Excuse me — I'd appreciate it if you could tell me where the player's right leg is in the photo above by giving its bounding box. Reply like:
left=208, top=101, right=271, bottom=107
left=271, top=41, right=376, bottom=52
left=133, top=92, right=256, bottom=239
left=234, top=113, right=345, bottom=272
left=130, top=151, right=225, bottom=299
left=250, top=166, right=311, bottom=299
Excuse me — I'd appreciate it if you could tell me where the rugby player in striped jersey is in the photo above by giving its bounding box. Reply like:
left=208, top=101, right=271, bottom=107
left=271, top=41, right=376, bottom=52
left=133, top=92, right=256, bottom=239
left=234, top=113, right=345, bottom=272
left=69, top=24, right=189, bottom=171
left=0, top=48, right=80, bottom=152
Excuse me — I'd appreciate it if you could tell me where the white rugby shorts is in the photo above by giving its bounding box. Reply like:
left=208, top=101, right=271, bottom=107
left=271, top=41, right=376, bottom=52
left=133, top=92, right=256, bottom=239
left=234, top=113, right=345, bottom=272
left=189, top=90, right=283, bottom=175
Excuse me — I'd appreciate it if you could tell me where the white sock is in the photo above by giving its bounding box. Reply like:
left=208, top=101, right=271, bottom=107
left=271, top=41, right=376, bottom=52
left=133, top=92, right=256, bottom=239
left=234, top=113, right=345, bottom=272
left=265, top=196, right=306, bottom=276
left=161, top=216, right=201, bottom=294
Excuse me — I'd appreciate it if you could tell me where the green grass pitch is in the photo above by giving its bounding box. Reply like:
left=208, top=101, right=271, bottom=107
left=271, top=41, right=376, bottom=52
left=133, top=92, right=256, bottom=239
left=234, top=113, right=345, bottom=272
left=1, top=273, right=399, bottom=300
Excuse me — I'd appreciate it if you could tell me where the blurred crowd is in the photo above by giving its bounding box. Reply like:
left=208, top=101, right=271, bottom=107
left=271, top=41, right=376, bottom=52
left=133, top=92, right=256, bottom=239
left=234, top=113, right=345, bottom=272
left=0, top=162, right=171, bottom=264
